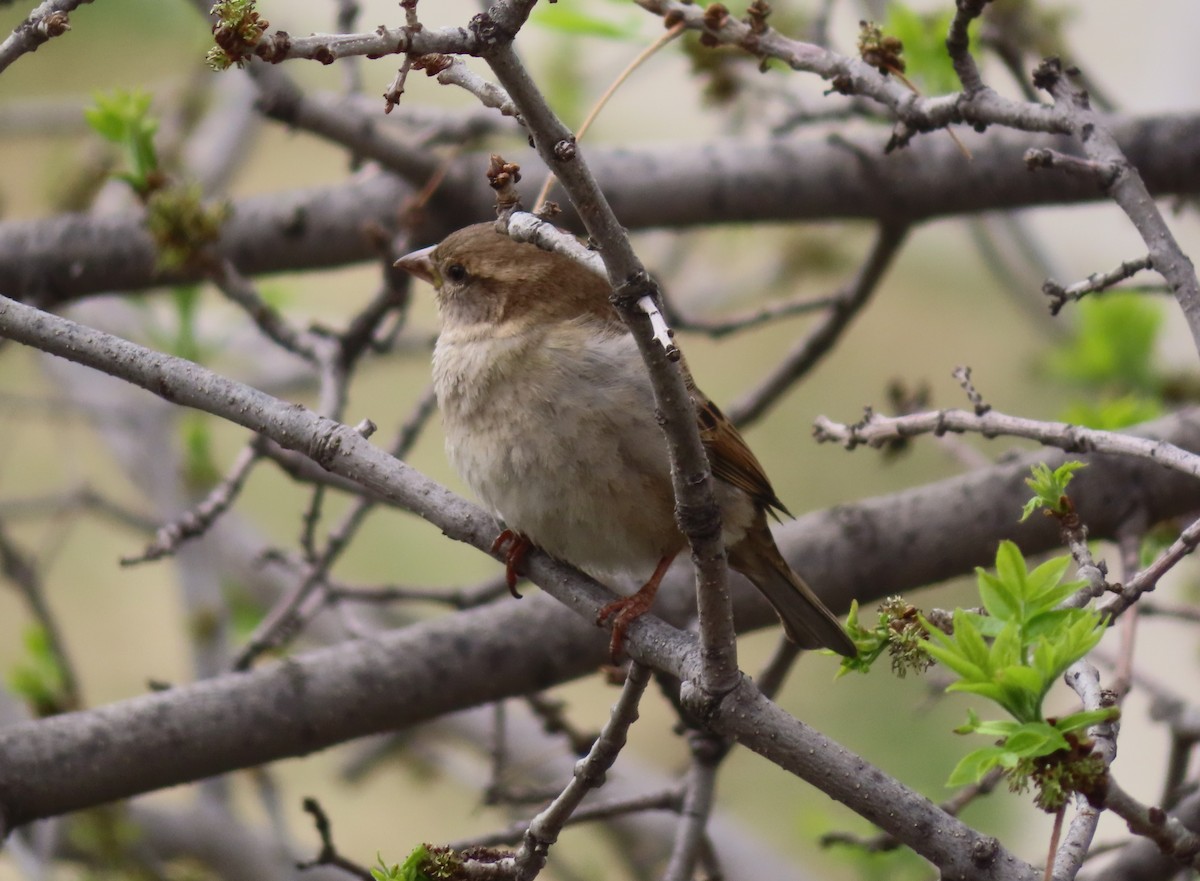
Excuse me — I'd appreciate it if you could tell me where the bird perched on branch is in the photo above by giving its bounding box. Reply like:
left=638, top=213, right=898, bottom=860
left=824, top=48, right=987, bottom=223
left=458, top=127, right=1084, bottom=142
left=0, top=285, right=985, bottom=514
left=397, top=223, right=855, bottom=660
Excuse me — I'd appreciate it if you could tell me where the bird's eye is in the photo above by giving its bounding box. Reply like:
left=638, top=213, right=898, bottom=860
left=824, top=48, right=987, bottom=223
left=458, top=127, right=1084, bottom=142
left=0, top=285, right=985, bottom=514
left=444, top=262, right=468, bottom=284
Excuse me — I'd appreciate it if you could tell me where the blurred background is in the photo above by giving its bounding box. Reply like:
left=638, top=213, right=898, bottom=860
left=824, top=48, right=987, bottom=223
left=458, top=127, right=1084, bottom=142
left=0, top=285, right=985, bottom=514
left=1, top=1, right=1199, bottom=879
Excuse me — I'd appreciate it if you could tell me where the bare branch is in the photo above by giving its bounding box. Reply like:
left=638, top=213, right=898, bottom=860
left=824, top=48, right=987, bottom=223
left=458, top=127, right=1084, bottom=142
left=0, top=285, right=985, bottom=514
left=504, top=663, right=651, bottom=881
left=1102, top=778, right=1200, bottom=871
left=1052, top=663, right=1119, bottom=881
left=814, top=405, right=1200, bottom=482
left=662, top=731, right=723, bottom=881
left=1043, top=256, right=1154, bottom=316
left=1032, top=59, right=1200, bottom=357
left=730, top=222, right=908, bottom=426
left=6, top=114, right=1200, bottom=306
left=122, top=438, right=265, bottom=566
left=0, top=0, right=83, bottom=75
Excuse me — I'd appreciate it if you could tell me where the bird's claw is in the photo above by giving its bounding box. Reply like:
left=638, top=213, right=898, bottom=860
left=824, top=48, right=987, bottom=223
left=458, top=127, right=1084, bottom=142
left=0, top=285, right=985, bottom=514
left=491, top=529, right=531, bottom=598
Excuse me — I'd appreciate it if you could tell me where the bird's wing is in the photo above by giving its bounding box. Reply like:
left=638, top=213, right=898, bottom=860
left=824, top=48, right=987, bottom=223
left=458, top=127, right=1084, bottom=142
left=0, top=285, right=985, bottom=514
left=688, top=377, right=792, bottom=518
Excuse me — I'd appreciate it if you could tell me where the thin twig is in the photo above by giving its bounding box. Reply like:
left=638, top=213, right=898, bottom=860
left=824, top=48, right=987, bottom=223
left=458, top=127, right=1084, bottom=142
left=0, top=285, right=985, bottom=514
left=1052, top=662, right=1118, bottom=881
left=447, top=788, right=682, bottom=851
left=122, top=438, right=265, bottom=565
left=505, top=663, right=652, bottom=881
left=532, top=21, right=685, bottom=211
left=0, top=518, right=83, bottom=712
left=1032, top=59, right=1200, bottom=357
left=481, top=17, right=740, bottom=690
left=297, top=797, right=373, bottom=880
left=1043, top=256, right=1153, bottom=316
left=1101, top=513, right=1200, bottom=619
left=663, top=289, right=842, bottom=339
left=1102, top=777, right=1200, bottom=870
left=814, top=406, right=1200, bottom=482
left=0, top=0, right=82, bottom=75
left=662, top=730, right=724, bottom=881
left=729, top=222, right=908, bottom=426
left=232, top=388, right=438, bottom=670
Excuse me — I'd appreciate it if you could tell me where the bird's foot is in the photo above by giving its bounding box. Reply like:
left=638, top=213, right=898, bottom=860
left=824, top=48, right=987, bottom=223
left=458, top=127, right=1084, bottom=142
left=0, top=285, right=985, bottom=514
left=595, top=552, right=677, bottom=661
left=491, top=529, right=531, bottom=598
left=596, top=591, right=655, bottom=662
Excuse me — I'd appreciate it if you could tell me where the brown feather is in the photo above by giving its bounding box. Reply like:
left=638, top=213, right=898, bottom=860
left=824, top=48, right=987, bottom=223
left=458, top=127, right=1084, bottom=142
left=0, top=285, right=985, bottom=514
left=727, top=515, right=857, bottom=656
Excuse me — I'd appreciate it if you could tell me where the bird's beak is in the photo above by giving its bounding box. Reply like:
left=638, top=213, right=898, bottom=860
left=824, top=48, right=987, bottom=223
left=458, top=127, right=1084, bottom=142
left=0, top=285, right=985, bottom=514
left=394, top=244, right=437, bottom=286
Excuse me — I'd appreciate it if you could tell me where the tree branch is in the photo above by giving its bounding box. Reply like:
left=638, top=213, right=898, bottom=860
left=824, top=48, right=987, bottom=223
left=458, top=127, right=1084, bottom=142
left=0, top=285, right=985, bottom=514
left=5, top=114, right=1200, bottom=305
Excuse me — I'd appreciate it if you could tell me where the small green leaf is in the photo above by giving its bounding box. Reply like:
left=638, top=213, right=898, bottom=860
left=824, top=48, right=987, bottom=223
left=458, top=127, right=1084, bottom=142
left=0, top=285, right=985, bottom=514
left=1001, top=723, right=1068, bottom=758
left=977, top=570, right=1018, bottom=622
left=84, top=90, right=160, bottom=195
left=959, top=715, right=1021, bottom=739
left=882, top=4, right=969, bottom=94
left=6, top=626, right=68, bottom=715
left=994, top=665, right=1045, bottom=702
left=373, top=846, right=438, bottom=881
left=530, top=3, right=642, bottom=39
left=1055, top=707, right=1119, bottom=734
left=1020, top=462, right=1087, bottom=521
left=1046, top=293, right=1163, bottom=393
left=922, top=638, right=986, bottom=682
left=992, top=541, right=1026, bottom=596
left=950, top=609, right=992, bottom=675
left=1023, top=608, right=1074, bottom=642
left=1024, top=555, right=1074, bottom=604
left=947, top=746, right=1007, bottom=786
left=1061, top=394, right=1162, bottom=430
left=987, top=621, right=1022, bottom=668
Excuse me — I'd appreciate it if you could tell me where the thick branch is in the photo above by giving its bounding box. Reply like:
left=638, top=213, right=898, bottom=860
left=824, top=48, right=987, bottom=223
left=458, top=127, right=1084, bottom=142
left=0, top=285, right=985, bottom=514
left=3, top=297, right=1200, bottom=876
left=5, top=114, right=1200, bottom=305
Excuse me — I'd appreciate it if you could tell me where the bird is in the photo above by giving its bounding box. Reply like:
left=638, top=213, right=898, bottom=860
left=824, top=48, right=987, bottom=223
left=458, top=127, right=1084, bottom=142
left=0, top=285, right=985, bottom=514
left=396, top=223, right=856, bottom=660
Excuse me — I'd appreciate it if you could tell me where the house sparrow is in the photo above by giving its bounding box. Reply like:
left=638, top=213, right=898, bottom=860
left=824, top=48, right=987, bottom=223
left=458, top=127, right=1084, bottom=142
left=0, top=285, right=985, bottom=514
left=397, top=224, right=856, bottom=659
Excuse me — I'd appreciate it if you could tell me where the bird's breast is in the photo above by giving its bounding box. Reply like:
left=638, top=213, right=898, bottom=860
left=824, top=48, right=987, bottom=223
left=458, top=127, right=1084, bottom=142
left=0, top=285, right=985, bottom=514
left=431, top=322, right=683, bottom=573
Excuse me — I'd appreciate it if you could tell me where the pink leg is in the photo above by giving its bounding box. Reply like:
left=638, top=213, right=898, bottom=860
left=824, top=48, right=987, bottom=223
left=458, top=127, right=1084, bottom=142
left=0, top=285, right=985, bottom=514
left=491, top=529, right=531, bottom=599
left=596, top=552, right=678, bottom=661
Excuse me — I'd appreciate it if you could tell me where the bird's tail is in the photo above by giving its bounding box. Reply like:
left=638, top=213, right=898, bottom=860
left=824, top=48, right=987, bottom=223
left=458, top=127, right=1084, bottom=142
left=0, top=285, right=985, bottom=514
left=728, top=518, right=857, bottom=657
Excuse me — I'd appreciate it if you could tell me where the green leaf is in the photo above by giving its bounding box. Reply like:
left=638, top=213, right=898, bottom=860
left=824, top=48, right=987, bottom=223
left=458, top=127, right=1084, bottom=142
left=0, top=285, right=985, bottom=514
left=994, top=665, right=1047, bottom=716
left=6, top=626, right=67, bottom=714
left=84, top=90, right=160, bottom=194
left=530, top=3, right=642, bottom=39
left=1055, top=707, right=1119, bottom=734
left=977, top=570, right=1018, bottom=621
left=1046, top=293, right=1163, bottom=392
left=948, top=680, right=1008, bottom=705
left=922, top=609, right=995, bottom=682
left=1029, top=611, right=1106, bottom=686
left=949, top=608, right=992, bottom=675
left=1001, top=722, right=1068, bottom=758
left=992, top=541, right=1026, bottom=598
left=1024, top=555, right=1074, bottom=605
left=1023, top=608, right=1074, bottom=642
left=882, top=3, right=967, bottom=94
left=958, top=715, right=1021, bottom=739
left=1061, top=394, right=1162, bottom=430
left=987, top=621, right=1022, bottom=668
left=996, top=664, right=1044, bottom=695
left=922, top=637, right=987, bottom=683
left=1021, top=461, right=1087, bottom=521
left=947, top=746, right=1008, bottom=786
left=372, top=846, right=437, bottom=881
left=953, top=707, right=984, bottom=735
